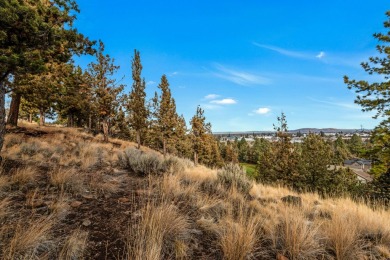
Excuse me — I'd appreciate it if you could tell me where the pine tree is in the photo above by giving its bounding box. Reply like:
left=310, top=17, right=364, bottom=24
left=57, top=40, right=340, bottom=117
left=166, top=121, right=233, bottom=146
left=87, top=41, right=124, bottom=142
left=344, top=11, right=390, bottom=177
left=190, top=106, right=211, bottom=166
left=300, top=134, right=333, bottom=193
left=127, top=50, right=148, bottom=149
left=0, top=0, right=94, bottom=156
left=156, top=75, right=178, bottom=156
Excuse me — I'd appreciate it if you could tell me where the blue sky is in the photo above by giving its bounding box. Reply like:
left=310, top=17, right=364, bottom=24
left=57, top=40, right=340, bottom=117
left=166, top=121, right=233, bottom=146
left=74, top=0, right=388, bottom=132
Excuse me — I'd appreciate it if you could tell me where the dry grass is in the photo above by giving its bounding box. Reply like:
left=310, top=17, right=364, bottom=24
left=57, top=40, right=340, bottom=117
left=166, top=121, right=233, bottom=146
left=59, top=229, right=89, bottom=260
left=4, top=216, right=55, bottom=259
left=1, top=124, right=390, bottom=259
left=218, top=206, right=262, bottom=260
left=50, top=168, right=83, bottom=193
left=11, top=166, right=39, bottom=187
left=127, top=202, right=191, bottom=260
left=275, top=207, right=324, bottom=259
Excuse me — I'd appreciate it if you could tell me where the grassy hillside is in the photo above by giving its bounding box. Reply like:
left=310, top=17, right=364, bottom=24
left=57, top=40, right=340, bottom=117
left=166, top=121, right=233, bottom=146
left=0, top=123, right=389, bottom=259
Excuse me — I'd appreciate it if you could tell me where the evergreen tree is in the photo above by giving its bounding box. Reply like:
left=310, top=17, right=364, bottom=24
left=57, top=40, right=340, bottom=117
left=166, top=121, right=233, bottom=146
left=127, top=50, right=148, bottom=149
left=344, top=11, right=390, bottom=177
left=0, top=0, right=93, bottom=156
left=300, top=134, right=333, bottom=193
left=333, top=136, right=350, bottom=165
left=87, top=41, right=124, bottom=142
left=190, top=106, right=211, bottom=166
left=156, top=75, right=178, bottom=156
left=348, top=133, right=363, bottom=157
left=257, top=113, right=300, bottom=187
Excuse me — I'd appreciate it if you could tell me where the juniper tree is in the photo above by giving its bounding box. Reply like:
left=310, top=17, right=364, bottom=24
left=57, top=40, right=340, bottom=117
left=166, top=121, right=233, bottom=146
left=128, top=50, right=148, bottom=149
left=87, top=41, right=124, bottom=142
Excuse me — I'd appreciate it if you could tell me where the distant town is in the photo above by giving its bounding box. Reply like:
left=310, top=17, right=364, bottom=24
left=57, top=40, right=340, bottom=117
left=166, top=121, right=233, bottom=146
left=214, top=128, right=371, bottom=144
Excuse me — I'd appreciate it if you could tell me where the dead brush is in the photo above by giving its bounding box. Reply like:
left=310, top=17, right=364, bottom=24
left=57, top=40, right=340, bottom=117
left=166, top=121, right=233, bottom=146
left=323, top=206, right=366, bottom=259
left=217, top=206, right=263, bottom=260
left=59, top=229, right=89, bottom=260
left=274, top=207, right=324, bottom=260
left=4, top=216, right=55, bottom=259
left=127, top=202, right=191, bottom=260
left=11, top=166, right=39, bottom=187
left=0, top=198, right=10, bottom=221
left=50, top=168, right=82, bottom=193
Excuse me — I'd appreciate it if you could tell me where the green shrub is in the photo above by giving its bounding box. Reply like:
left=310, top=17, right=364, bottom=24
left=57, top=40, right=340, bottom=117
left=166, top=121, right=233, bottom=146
left=118, top=148, right=164, bottom=176
left=217, top=163, right=252, bottom=194
left=19, top=142, right=41, bottom=156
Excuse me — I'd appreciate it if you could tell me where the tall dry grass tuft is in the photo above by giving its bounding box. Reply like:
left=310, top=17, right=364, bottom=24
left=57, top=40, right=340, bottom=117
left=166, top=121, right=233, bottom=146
left=218, top=206, right=262, bottom=260
left=4, top=216, right=55, bottom=259
left=59, top=229, right=89, bottom=260
left=11, top=166, right=39, bottom=187
left=50, top=168, right=83, bottom=193
left=275, top=207, right=324, bottom=259
left=323, top=205, right=365, bottom=259
left=127, top=202, right=190, bottom=260
left=0, top=198, right=10, bottom=221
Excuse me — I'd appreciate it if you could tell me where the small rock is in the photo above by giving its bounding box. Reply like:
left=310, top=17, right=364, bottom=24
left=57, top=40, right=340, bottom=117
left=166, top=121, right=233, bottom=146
left=82, top=194, right=94, bottom=200
left=82, top=219, right=91, bottom=227
left=277, top=253, right=289, bottom=260
left=281, top=195, right=302, bottom=206
left=70, top=201, right=82, bottom=208
left=118, top=197, right=129, bottom=203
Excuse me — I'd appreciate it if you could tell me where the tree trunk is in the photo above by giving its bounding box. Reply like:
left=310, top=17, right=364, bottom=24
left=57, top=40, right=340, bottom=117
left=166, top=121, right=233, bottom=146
left=69, top=114, right=74, bottom=127
left=39, top=108, right=45, bottom=126
left=7, top=92, right=21, bottom=126
left=163, top=138, right=167, bottom=157
left=88, top=114, right=92, bottom=130
left=194, top=151, right=198, bottom=166
left=0, top=83, right=6, bottom=163
left=28, top=113, right=32, bottom=123
left=102, top=118, right=109, bottom=142
left=136, top=130, right=141, bottom=149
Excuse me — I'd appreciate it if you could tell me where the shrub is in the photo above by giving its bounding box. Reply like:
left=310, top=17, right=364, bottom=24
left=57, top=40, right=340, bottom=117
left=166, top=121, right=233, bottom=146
left=19, top=141, right=41, bottom=156
left=118, top=148, right=181, bottom=176
left=217, top=163, right=252, bottom=195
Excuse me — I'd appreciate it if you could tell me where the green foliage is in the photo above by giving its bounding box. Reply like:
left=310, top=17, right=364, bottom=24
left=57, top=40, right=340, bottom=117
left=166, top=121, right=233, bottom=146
left=240, top=163, right=257, bottom=179
left=217, top=163, right=252, bottom=194
left=87, top=41, right=124, bottom=142
left=348, top=134, right=363, bottom=157
left=299, top=134, right=333, bottom=192
left=127, top=50, right=148, bottom=149
left=117, top=148, right=185, bottom=176
left=344, top=11, right=390, bottom=178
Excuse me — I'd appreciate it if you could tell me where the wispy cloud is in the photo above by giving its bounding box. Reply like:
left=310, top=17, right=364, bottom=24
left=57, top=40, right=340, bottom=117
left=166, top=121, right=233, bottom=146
left=213, top=64, right=271, bottom=86
left=307, top=97, right=361, bottom=110
left=316, top=51, right=325, bottom=59
left=254, top=107, right=271, bottom=115
left=169, top=71, right=179, bottom=77
left=146, top=80, right=156, bottom=86
left=204, top=94, right=220, bottom=100
left=253, top=42, right=325, bottom=61
left=210, top=98, right=237, bottom=105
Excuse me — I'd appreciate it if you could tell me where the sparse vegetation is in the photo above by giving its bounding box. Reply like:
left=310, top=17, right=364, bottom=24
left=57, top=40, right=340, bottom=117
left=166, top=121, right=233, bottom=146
left=0, top=124, right=388, bottom=259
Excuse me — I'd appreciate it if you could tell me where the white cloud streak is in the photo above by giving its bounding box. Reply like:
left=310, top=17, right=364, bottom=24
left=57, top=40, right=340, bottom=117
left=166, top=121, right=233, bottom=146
left=210, top=98, right=237, bottom=105
left=254, top=107, right=271, bottom=115
left=213, top=64, right=271, bottom=86
left=204, top=94, right=220, bottom=100
left=253, top=42, right=326, bottom=61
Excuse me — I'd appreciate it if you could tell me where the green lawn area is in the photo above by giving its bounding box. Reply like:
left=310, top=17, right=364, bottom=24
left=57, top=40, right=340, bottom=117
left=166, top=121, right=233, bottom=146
left=240, top=163, right=257, bottom=179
